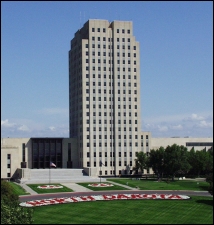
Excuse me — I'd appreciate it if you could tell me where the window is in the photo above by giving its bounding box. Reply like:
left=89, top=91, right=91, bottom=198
left=122, top=29, right=125, bottom=33
left=103, top=28, right=106, bottom=32
left=127, top=29, right=130, bottom=34
left=92, top=28, right=95, bottom=32
left=22, top=143, right=25, bottom=162
left=87, top=152, right=90, bottom=157
left=97, top=28, right=100, bottom=32
left=117, top=29, right=119, bottom=33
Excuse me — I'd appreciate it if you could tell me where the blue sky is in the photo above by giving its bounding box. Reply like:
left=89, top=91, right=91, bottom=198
left=1, top=1, right=213, bottom=138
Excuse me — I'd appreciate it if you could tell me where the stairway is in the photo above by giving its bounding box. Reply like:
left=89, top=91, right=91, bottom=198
left=20, top=169, right=102, bottom=184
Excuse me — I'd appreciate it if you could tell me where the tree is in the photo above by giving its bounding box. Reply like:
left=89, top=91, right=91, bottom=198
left=133, top=151, right=148, bottom=174
left=147, top=147, right=165, bottom=180
left=188, top=148, right=213, bottom=177
left=206, top=172, right=213, bottom=195
left=164, top=144, right=191, bottom=181
left=1, top=180, right=33, bottom=224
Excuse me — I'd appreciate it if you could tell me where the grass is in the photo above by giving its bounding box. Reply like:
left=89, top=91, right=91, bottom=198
left=76, top=182, right=129, bottom=191
left=26, top=183, right=73, bottom=194
left=8, top=181, right=30, bottom=195
left=106, top=178, right=209, bottom=191
left=32, top=195, right=213, bottom=224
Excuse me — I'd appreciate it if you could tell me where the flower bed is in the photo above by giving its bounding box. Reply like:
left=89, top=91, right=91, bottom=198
left=88, top=183, right=114, bottom=187
left=37, top=185, right=63, bottom=189
left=20, top=194, right=190, bottom=207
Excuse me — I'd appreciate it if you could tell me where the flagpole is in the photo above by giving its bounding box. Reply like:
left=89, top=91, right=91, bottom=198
left=49, top=164, right=50, bottom=184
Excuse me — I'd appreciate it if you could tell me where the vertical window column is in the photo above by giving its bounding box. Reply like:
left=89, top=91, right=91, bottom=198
left=21, top=143, right=27, bottom=168
left=7, top=154, right=11, bottom=178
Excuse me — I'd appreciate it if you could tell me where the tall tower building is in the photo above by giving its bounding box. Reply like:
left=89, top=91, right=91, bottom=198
left=69, top=19, right=141, bottom=176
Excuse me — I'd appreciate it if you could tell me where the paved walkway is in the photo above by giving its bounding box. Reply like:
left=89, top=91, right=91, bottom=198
left=18, top=182, right=38, bottom=195
left=17, top=180, right=136, bottom=195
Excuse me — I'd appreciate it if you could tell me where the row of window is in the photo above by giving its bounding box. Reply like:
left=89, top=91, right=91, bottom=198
left=86, top=105, right=138, bottom=110
left=86, top=112, right=137, bottom=117
left=86, top=59, right=137, bottom=64
left=85, top=51, right=136, bottom=57
left=87, top=161, right=133, bottom=167
left=85, top=74, right=137, bottom=80
left=90, top=37, right=133, bottom=43
left=87, top=44, right=136, bottom=50
left=86, top=67, right=137, bottom=72
left=86, top=135, right=139, bottom=139
left=85, top=127, right=138, bottom=132
left=86, top=142, right=140, bottom=147
left=91, top=27, right=131, bottom=34
left=85, top=81, right=137, bottom=87
left=141, top=135, right=149, bottom=139
left=85, top=89, right=137, bottom=95
left=87, top=152, right=133, bottom=157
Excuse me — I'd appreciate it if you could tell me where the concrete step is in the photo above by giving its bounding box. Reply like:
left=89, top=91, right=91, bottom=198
left=22, top=178, right=105, bottom=184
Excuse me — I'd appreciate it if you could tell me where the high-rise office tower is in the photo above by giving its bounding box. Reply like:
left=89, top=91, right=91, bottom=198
left=69, top=19, right=141, bottom=176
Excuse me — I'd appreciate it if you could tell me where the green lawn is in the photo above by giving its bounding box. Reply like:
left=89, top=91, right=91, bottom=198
left=26, top=184, right=73, bottom=194
left=107, top=178, right=209, bottom=191
left=8, top=181, right=30, bottom=195
left=32, top=196, right=213, bottom=224
left=76, top=182, right=129, bottom=191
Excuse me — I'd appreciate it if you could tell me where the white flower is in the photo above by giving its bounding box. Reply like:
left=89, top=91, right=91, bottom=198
left=19, top=194, right=190, bottom=207
left=37, top=185, right=63, bottom=189
left=88, top=183, right=114, bottom=187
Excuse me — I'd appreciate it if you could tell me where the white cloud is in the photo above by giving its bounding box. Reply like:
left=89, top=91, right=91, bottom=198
left=142, top=112, right=213, bottom=137
left=1, top=119, right=16, bottom=128
left=49, top=126, right=56, bottom=131
left=157, top=125, right=168, bottom=132
left=170, top=124, right=183, bottom=130
left=197, top=120, right=213, bottom=128
left=185, top=113, right=204, bottom=121
left=18, top=125, right=30, bottom=131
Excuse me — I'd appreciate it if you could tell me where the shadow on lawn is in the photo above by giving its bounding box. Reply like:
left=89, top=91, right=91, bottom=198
left=196, top=199, right=213, bottom=206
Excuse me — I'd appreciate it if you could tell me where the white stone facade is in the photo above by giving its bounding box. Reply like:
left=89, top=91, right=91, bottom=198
left=69, top=20, right=141, bottom=176
left=1, top=136, right=212, bottom=179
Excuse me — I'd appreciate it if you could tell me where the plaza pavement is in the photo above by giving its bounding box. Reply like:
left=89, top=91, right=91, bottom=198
left=17, top=178, right=138, bottom=195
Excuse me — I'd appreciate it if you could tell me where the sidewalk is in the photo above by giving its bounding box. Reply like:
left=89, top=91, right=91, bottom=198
left=60, top=183, right=93, bottom=192
left=107, top=180, right=139, bottom=190
left=18, top=182, right=38, bottom=195
left=18, top=180, right=136, bottom=195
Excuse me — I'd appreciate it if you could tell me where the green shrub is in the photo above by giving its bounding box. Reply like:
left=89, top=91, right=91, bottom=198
left=1, top=199, right=34, bottom=224
left=1, top=180, right=34, bottom=224
left=1, top=180, right=19, bottom=204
